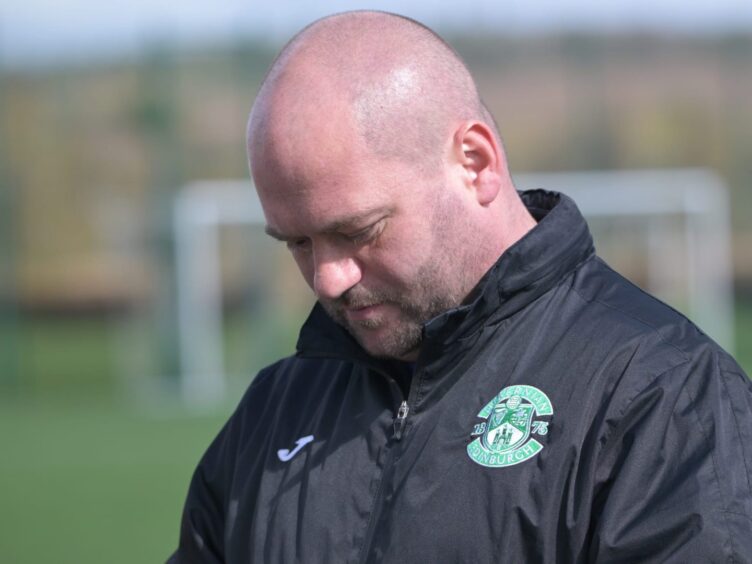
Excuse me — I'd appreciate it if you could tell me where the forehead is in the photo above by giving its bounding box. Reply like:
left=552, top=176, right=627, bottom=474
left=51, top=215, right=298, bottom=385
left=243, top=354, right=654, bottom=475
left=249, top=75, right=414, bottom=236
left=255, top=156, right=399, bottom=238
left=249, top=62, right=357, bottom=171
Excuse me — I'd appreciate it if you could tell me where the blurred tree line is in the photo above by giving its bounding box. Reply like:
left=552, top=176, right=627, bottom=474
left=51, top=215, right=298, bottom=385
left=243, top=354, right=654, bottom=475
left=1, top=33, right=750, bottom=312
left=1, top=33, right=751, bottom=396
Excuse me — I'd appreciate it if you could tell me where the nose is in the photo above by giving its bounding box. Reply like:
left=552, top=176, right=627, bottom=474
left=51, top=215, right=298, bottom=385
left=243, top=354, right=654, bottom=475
left=313, top=254, right=362, bottom=300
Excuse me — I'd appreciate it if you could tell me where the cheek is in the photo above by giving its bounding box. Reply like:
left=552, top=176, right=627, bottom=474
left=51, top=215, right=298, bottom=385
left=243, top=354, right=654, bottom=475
left=367, top=252, right=421, bottom=289
left=367, top=228, right=432, bottom=281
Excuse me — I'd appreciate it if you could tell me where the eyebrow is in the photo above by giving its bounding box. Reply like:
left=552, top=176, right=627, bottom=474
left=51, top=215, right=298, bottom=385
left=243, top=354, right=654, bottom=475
left=264, top=207, right=393, bottom=241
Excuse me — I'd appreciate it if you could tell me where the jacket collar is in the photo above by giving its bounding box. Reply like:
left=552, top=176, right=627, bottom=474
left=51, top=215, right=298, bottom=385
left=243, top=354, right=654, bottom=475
left=296, top=190, right=594, bottom=370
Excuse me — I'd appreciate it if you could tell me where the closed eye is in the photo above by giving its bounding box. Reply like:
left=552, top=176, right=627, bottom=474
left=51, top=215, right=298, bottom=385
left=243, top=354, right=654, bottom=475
left=285, top=237, right=311, bottom=253
left=343, top=220, right=385, bottom=245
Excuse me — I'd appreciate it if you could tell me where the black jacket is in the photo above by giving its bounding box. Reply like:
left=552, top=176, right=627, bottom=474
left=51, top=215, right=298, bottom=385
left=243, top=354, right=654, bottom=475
left=171, top=190, right=752, bottom=563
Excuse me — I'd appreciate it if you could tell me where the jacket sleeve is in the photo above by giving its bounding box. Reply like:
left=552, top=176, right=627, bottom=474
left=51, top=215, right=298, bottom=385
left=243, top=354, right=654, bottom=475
left=166, top=416, right=236, bottom=564
left=167, top=366, right=277, bottom=564
left=588, top=352, right=752, bottom=563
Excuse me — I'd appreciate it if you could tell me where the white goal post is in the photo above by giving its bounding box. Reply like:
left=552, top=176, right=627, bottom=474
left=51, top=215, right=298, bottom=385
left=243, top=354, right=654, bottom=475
left=174, top=168, right=734, bottom=407
left=518, top=168, right=734, bottom=353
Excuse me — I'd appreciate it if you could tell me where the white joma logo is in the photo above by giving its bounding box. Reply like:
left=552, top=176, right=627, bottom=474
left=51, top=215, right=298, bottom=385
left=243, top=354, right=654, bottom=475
left=277, top=435, right=314, bottom=462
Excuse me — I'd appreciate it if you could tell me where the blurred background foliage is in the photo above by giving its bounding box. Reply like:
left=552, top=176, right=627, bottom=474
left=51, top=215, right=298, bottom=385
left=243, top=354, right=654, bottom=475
left=1, top=28, right=751, bottom=563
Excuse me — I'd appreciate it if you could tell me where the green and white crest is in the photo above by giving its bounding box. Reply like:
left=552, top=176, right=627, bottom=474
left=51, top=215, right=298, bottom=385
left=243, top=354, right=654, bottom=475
left=467, top=385, right=553, bottom=468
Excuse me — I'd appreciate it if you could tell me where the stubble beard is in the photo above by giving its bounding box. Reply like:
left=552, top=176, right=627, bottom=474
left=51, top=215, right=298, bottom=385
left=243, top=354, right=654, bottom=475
left=322, top=193, right=469, bottom=359
left=320, top=261, right=460, bottom=360
left=322, top=184, right=479, bottom=360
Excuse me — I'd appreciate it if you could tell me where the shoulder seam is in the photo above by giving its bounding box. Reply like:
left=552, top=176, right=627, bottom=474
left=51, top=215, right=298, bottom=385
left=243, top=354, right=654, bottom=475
left=570, top=261, right=690, bottom=363
left=716, top=361, right=752, bottom=497
left=678, top=358, right=740, bottom=562
left=598, top=358, right=692, bottom=459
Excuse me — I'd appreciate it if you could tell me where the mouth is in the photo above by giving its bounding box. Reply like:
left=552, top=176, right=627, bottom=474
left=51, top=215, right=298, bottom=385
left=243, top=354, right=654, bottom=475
left=345, top=303, right=384, bottom=323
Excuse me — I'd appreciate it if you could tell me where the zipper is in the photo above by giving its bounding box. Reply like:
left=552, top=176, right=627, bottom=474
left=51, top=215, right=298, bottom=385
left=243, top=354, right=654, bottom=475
left=393, top=400, right=409, bottom=440
left=357, top=370, right=417, bottom=564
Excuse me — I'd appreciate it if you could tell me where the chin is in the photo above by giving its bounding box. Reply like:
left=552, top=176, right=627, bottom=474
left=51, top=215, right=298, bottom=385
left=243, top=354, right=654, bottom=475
left=353, top=326, right=421, bottom=361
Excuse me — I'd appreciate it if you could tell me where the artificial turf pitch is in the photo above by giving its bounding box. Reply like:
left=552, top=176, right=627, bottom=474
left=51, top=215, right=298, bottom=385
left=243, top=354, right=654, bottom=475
left=0, top=398, right=227, bottom=564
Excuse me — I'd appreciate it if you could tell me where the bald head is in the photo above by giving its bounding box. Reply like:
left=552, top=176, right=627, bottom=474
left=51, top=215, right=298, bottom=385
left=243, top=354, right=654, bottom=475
left=248, top=11, right=494, bottom=175
left=247, top=12, right=535, bottom=359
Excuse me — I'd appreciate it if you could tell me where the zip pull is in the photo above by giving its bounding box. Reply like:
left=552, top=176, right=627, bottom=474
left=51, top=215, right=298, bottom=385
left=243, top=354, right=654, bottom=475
left=393, top=400, right=409, bottom=440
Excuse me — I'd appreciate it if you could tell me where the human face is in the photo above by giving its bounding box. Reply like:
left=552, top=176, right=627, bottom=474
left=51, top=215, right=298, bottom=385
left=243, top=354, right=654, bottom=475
left=255, top=154, right=472, bottom=361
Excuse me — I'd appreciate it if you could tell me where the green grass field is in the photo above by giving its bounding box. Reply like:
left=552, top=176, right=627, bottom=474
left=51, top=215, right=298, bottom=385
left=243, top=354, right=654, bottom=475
left=0, top=397, right=229, bottom=564
left=734, top=297, right=752, bottom=375
left=1, top=299, right=751, bottom=563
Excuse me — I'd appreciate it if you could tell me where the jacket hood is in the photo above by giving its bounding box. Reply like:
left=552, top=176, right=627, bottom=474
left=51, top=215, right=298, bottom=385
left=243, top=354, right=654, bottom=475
left=296, top=189, right=594, bottom=367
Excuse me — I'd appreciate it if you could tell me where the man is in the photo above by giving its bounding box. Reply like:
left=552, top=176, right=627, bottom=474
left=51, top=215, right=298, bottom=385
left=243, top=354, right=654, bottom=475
left=171, top=11, right=752, bottom=563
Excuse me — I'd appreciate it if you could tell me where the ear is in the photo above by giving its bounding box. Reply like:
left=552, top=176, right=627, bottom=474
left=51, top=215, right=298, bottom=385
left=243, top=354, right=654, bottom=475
left=451, top=121, right=504, bottom=206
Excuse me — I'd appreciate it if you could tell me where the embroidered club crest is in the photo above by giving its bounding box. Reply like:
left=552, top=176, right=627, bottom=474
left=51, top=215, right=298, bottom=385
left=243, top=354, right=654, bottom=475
left=467, top=384, right=553, bottom=468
